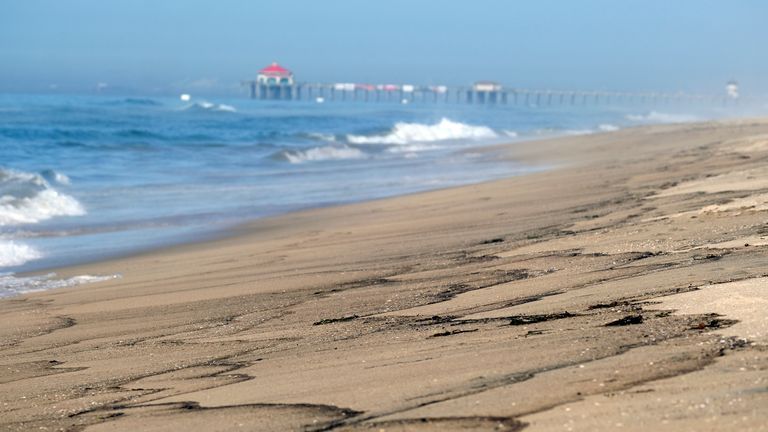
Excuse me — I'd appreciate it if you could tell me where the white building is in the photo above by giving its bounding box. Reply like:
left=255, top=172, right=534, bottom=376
left=257, top=63, right=294, bottom=86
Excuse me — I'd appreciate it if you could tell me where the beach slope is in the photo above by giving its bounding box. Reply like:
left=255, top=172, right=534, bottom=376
left=2, top=120, right=767, bottom=431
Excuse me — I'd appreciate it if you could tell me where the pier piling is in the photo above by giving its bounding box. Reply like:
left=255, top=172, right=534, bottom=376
left=242, top=75, right=742, bottom=109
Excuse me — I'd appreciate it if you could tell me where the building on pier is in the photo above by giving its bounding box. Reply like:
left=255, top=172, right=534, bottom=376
left=472, top=81, right=503, bottom=103
left=253, top=62, right=295, bottom=100
left=242, top=66, right=738, bottom=107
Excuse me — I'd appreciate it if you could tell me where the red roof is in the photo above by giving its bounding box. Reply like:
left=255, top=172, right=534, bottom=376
left=259, top=62, right=292, bottom=76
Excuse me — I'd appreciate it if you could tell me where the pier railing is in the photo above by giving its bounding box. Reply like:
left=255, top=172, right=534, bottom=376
left=241, top=81, right=745, bottom=107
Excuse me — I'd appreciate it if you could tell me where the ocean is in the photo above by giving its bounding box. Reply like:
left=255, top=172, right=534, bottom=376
left=0, top=93, right=744, bottom=296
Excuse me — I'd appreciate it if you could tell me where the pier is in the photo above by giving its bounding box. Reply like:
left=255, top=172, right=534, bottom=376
left=242, top=64, right=743, bottom=107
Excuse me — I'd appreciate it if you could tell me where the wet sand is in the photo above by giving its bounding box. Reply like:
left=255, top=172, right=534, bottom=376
left=1, top=120, right=767, bottom=431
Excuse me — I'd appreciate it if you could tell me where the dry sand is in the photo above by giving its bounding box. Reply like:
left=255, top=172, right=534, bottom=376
left=1, top=119, right=767, bottom=431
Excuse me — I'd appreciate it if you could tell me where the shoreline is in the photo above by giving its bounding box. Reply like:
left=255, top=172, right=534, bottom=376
left=5, top=117, right=685, bottom=283
left=11, top=134, right=550, bottom=283
left=2, top=119, right=767, bottom=431
left=7, top=136, right=544, bottom=284
left=15, top=120, right=664, bottom=280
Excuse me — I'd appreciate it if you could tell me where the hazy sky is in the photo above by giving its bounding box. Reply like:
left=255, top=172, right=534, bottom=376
left=2, top=0, right=767, bottom=96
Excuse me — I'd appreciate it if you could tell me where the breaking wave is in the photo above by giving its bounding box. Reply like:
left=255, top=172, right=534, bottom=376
left=1, top=167, right=85, bottom=269
left=0, top=241, right=41, bottom=268
left=280, top=145, right=366, bottom=163
left=0, top=272, right=121, bottom=297
left=347, top=118, right=498, bottom=145
left=0, top=168, right=85, bottom=227
left=183, top=101, right=237, bottom=113
left=626, top=111, right=698, bottom=123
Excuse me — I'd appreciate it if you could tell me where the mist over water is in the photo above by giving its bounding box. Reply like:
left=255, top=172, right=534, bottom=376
left=0, top=93, right=762, bottom=295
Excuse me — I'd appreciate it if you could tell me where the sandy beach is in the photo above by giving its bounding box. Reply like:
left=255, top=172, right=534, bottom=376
left=1, top=120, right=767, bottom=431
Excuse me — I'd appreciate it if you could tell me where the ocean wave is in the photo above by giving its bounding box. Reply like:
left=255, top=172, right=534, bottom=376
left=503, top=130, right=518, bottom=138
left=306, top=132, right=338, bottom=143
left=0, top=272, right=121, bottom=297
left=279, top=145, right=366, bottom=163
left=0, top=240, right=41, bottom=267
left=564, top=129, right=594, bottom=136
left=386, top=144, right=443, bottom=153
left=103, top=98, right=161, bottom=106
left=40, top=169, right=71, bottom=185
left=0, top=167, right=85, bottom=226
left=120, top=98, right=161, bottom=106
left=0, top=127, right=101, bottom=141
left=626, top=111, right=697, bottom=123
left=598, top=124, right=620, bottom=132
left=182, top=101, right=237, bottom=113
left=347, top=118, right=497, bottom=145
left=116, top=129, right=167, bottom=139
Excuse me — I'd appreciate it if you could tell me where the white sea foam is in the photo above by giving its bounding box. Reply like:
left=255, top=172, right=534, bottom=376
left=216, top=104, right=237, bottom=113
left=41, top=169, right=71, bottom=185
left=0, top=272, right=121, bottom=297
left=598, top=124, right=620, bottom=132
left=386, top=144, right=443, bottom=153
left=626, top=111, right=697, bottom=123
left=0, top=168, right=85, bottom=269
left=183, top=101, right=237, bottom=113
left=0, top=240, right=42, bottom=267
left=564, top=129, right=594, bottom=136
left=283, top=146, right=366, bottom=163
left=347, top=118, right=497, bottom=145
left=503, top=130, right=519, bottom=138
left=307, top=133, right=338, bottom=143
left=0, top=189, right=85, bottom=226
left=0, top=168, right=85, bottom=227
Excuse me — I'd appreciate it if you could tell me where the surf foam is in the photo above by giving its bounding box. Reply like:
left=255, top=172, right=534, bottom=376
left=282, top=146, right=366, bottom=163
left=598, top=124, right=620, bottom=132
left=0, top=167, right=85, bottom=269
left=347, top=118, right=497, bottom=145
left=306, top=133, right=338, bottom=143
left=0, top=272, right=121, bottom=297
left=183, top=101, right=237, bottom=113
left=626, top=111, right=697, bottom=123
left=0, top=240, right=41, bottom=268
left=0, top=168, right=85, bottom=226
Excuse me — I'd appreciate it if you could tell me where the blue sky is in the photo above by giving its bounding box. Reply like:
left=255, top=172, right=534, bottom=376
left=2, top=0, right=766, bottom=96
